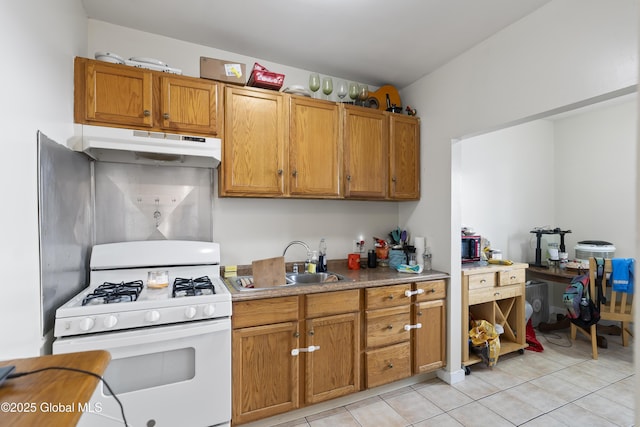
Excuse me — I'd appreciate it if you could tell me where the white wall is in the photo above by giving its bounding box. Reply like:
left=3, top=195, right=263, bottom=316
left=0, top=0, right=87, bottom=358
left=87, top=21, right=397, bottom=265
left=400, top=0, right=638, bottom=384
left=555, top=99, right=637, bottom=258
left=460, top=98, right=637, bottom=263
left=460, top=120, right=556, bottom=262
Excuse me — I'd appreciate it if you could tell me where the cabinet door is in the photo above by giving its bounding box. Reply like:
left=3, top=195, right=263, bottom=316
left=160, top=76, right=218, bottom=135
left=232, top=322, right=299, bottom=424
left=221, top=86, right=286, bottom=196
left=413, top=299, right=446, bottom=373
left=305, top=312, right=360, bottom=404
left=289, top=98, right=341, bottom=197
left=343, top=106, right=388, bottom=199
left=389, top=114, right=420, bottom=200
left=85, top=61, right=153, bottom=127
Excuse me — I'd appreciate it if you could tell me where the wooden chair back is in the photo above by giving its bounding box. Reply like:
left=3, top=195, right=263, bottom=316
left=570, top=257, right=634, bottom=359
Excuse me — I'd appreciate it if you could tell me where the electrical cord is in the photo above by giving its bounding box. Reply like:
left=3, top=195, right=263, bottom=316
left=8, top=366, right=128, bottom=426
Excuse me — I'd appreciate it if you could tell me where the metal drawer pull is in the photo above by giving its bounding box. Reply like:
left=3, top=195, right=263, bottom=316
left=510, top=275, right=517, bottom=280
left=494, top=292, right=500, bottom=296
left=143, top=109, right=151, bottom=117
left=404, top=289, right=425, bottom=297
left=386, top=324, right=393, bottom=330
left=388, top=363, right=394, bottom=369
left=291, top=345, right=320, bottom=356
left=480, top=279, right=487, bottom=283
left=404, top=323, right=422, bottom=331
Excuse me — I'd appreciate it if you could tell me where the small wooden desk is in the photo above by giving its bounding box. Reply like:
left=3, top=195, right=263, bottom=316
left=0, top=350, right=110, bottom=427
left=526, top=265, right=584, bottom=284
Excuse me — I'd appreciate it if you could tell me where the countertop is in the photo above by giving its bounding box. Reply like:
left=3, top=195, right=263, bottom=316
left=460, top=262, right=529, bottom=275
left=225, top=261, right=450, bottom=301
left=0, top=350, right=110, bottom=427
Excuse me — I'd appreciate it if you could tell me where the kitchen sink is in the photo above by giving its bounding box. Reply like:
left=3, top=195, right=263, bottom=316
left=227, top=272, right=352, bottom=292
left=286, top=272, right=351, bottom=284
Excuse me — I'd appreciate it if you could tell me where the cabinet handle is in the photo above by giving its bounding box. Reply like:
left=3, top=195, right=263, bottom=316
left=387, top=363, right=394, bottom=369
left=291, top=345, right=320, bottom=356
left=429, top=288, right=436, bottom=293
left=404, top=323, right=422, bottom=331
left=392, top=177, right=397, bottom=182
left=494, top=292, right=500, bottom=296
left=510, top=275, right=517, bottom=280
left=386, top=324, right=393, bottom=330
left=417, top=311, right=423, bottom=316
left=143, top=109, right=151, bottom=117
left=388, top=295, right=394, bottom=300
left=404, top=289, right=425, bottom=297
left=480, top=279, right=486, bottom=283
left=163, top=113, right=169, bottom=120
left=277, top=169, right=283, bottom=175
left=293, top=331, right=299, bottom=338
left=292, top=170, right=298, bottom=177
left=308, top=329, right=314, bottom=336
left=346, top=175, right=351, bottom=181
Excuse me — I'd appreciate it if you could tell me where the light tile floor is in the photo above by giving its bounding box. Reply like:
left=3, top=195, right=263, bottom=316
left=271, top=329, right=635, bottom=427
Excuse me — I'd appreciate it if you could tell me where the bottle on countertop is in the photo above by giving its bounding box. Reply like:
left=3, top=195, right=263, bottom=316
left=318, top=238, right=328, bottom=272
left=308, top=251, right=318, bottom=273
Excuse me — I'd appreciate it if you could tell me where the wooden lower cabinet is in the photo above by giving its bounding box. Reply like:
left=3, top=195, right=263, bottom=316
left=413, top=280, right=447, bottom=373
left=304, top=289, right=360, bottom=404
left=231, top=280, right=447, bottom=425
left=232, top=322, right=299, bottom=424
left=305, top=312, right=360, bottom=403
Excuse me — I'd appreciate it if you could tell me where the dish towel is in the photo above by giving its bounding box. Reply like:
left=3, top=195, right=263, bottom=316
left=611, top=258, right=635, bottom=293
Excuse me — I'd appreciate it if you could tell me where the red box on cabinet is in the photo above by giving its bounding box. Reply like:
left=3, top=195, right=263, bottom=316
left=247, top=62, right=285, bottom=90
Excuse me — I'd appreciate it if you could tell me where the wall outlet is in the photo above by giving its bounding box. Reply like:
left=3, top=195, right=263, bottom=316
left=352, top=240, right=361, bottom=253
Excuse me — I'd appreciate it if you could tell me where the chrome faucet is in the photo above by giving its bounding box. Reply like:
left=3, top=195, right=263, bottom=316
left=282, top=240, right=311, bottom=258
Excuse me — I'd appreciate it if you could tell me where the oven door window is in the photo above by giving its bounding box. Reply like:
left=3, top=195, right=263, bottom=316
left=103, top=347, right=195, bottom=395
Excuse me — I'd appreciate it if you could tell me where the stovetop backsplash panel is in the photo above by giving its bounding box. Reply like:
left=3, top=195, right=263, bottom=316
left=94, top=162, right=213, bottom=243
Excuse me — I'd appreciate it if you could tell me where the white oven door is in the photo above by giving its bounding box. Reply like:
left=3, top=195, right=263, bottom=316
left=53, top=318, right=231, bottom=427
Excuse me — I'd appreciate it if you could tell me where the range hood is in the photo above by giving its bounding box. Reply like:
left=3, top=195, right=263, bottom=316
left=71, top=124, right=221, bottom=168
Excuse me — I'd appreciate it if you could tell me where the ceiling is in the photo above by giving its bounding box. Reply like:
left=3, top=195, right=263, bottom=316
left=81, top=0, right=552, bottom=88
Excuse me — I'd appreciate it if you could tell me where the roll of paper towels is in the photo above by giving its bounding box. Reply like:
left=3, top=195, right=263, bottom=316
left=414, top=237, right=426, bottom=266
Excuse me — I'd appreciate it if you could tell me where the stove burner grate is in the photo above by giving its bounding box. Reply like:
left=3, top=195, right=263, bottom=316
left=82, top=280, right=144, bottom=306
left=173, top=276, right=216, bottom=298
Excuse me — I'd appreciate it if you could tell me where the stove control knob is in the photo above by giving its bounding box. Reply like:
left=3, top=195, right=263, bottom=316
left=145, top=310, right=161, bottom=323
left=103, top=315, right=118, bottom=328
left=184, top=306, right=197, bottom=319
left=79, top=317, right=95, bottom=331
left=203, top=304, right=216, bottom=317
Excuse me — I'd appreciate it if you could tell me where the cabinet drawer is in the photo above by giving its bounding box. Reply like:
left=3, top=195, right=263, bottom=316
left=467, top=272, right=496, bottom=290
left=305, top=289, right=360, bottom=318
left=365, top=283, right=411, bottom=309
left=415, top=280, right=446, bottom=301
left=498, top=268, right=525, bottom=286
left=365, top=341, right=412, bottom=388
left=365, top=305, right=411, bottom=348
left=468, top=284, right=522, bottom=305
left=232, top=296, right=299, bottom=329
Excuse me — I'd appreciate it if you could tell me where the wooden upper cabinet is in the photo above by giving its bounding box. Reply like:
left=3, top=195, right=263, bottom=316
left=220, top=86, right=286, bottom=196
left=289, top=98, right=341, bottom=198
left=343, top=105, right=389, bottom=199
left=160, top=75, right=218, bottom=134
left=75, top=57, right=220, bottom=136
left=389, top=114, right=420, bottom=200
left=83, top=60, right=153, bottom=128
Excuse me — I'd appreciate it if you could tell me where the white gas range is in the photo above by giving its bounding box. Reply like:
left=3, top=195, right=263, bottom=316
left=53, top=240, right=232, bottom=427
